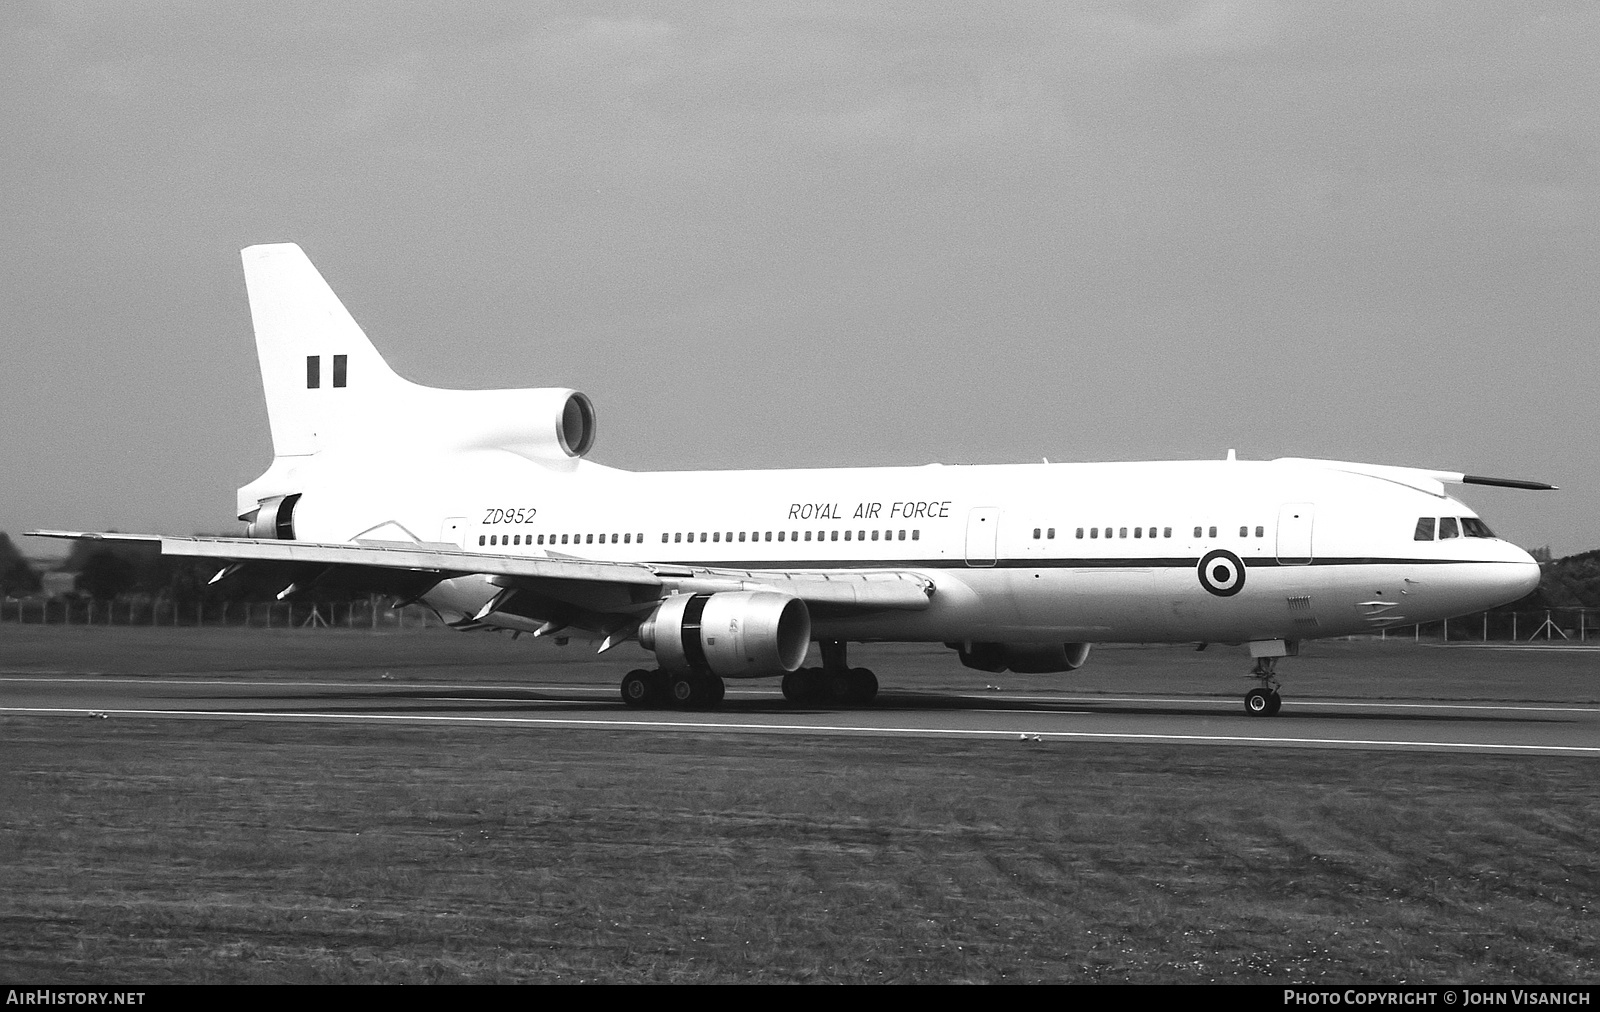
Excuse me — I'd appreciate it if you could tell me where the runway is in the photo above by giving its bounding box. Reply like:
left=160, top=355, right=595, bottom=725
left=3, top=673, right=1597, bottom=756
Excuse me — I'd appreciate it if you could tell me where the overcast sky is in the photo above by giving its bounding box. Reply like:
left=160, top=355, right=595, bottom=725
left=3, top=3, right=1596, bottom=556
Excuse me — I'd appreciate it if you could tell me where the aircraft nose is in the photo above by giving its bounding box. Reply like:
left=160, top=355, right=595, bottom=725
left=1507, top=547, right=1543, bottom=599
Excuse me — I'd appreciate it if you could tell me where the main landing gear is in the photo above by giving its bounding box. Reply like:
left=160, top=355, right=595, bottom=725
left=620, top=669, right=724, bottom=710
left=1243, top=655, right=1283, bottom=717
left=781, top=640, right=878, bottom=706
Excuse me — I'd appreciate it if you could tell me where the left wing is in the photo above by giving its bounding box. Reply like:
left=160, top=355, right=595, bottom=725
left=27, top=532, right=936, bottom=625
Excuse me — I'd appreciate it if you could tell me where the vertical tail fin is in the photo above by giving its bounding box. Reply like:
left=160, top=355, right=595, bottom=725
left=242, top=243, right=407, bottom=457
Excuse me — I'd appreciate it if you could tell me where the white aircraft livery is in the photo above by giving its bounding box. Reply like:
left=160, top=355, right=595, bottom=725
left=33, top=243, right=1553, bottom=715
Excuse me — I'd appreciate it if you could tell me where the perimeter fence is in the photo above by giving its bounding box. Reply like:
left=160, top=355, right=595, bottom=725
left=0, top=596, right=441, bottom=630
left=2, top=596, right=1595, bottom=643
left=1377, top=608, right=1599, bottom=644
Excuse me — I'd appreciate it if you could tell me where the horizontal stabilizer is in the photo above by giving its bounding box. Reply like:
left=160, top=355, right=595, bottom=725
left=1460, top=474, right=1558, bottom=491
left=1273, top=458, right=1557, bottom=496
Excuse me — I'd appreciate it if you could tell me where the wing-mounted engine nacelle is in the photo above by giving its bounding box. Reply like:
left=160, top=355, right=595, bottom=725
left=638, top=592, right=811, bottom=679
left=243, top=493, right=302, bottom=540
left=956, top=641, right=1093, bottom=674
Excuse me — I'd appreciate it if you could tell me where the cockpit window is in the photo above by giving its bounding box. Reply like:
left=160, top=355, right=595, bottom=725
left=1438, top=517, right=1460, bottom=540
left=1461, top=517, right=1495, bottom=538
left=1413, top=517, right=1436, bottom=541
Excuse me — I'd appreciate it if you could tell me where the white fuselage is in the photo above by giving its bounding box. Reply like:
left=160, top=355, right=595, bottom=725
left=280, top=450, right=1541, bottom=649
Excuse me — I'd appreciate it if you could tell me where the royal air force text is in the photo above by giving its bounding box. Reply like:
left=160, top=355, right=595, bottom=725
left=788, top=501, right=951, bottom=521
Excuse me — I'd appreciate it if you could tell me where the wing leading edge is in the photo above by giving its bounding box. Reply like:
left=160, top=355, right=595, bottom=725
left=25, top=532, right=937, bottom=616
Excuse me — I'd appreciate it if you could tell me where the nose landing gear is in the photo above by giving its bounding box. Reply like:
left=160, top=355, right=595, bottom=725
left=1243, top=654, right=1283, bottom=717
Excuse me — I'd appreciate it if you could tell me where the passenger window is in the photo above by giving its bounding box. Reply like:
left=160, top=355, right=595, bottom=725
left=562, top=535, right=570, bottom=545
left=1032, top=527, right=1041, bottom=539
left=514, top=535, right=521, bottom=545
left=1439, top=517, right=1460, bottom=540
left=1255, top=526, right=1264, bottom=538
left=898, top=530, right=906, bottom=541
left=832, top=530, right=840, bottom=541
left=844, top=531, right=852, bottom=541
left=1047, top=528, right=1055, bottom=539
left=912, top=530, right=920, bottom=540
left=478, top=535, right=486, bottom=546
left=713, top=532, right=720, bottom=542
left=661, top=533, right=668, bottom=543
left=738, top=532, right=746, bottom=542
left=674, top=533, right=681, bottom=543
left=1076, top=528, right=1084, bottom=539
left=1208, top=526, right=1217, bottom=538
left=1239, top=526, right=1248, bottom=537
left=1164, top=527, right=1171, bottom=538
left=869, top=530, right=877, bottom=541
left=1119, top=527, right=1127, bottom=538
left=1413, top=517, right=1435, bottom=541
left=765, top=531, right=772, bottom=542
left=623, top=534, right=630, bottom=544
left=1194, top=527, right=1202, bottom=538
left=1090, top=528, right=1098, bottom=539
left=1134, top=528, right=1142, bottom=538
left=778, top=531, right=785, bottom=542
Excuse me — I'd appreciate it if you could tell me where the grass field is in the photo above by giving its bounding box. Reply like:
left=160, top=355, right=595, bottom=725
left=3, top=623, right=1598, bottom=702
left=1, top=627, right=1597, bottom=983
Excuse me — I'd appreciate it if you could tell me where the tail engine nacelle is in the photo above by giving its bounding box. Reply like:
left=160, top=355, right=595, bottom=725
left=638, top=592, right=811, bottom=678
left=956, top=641, right=1093, bottom=674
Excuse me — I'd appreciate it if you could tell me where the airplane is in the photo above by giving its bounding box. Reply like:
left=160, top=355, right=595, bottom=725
left=32, top=243, right=1553, bottom=716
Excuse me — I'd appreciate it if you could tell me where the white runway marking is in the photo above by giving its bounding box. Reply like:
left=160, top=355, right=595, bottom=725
left=975, top=694, right=1600, bottom=714
left=4, top=706, right=1597, bottom=756
left=3, top=676, right=1591, bottom=714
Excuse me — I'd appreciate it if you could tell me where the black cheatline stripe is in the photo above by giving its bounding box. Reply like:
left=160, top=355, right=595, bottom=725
left=621, top=556, right=1496, bottom=572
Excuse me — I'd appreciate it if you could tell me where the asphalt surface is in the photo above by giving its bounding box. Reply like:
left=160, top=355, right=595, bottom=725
left=4, top=670, right=1597, bottom=756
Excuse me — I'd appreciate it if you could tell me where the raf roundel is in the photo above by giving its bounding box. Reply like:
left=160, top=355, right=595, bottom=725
left=1197, top=549, right=1247, bottom=597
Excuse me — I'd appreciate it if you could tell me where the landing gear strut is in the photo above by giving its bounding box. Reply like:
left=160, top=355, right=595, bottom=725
left=781, top=640, right=878, bottom=706
left=1243, top=655, right=1283, bottom=717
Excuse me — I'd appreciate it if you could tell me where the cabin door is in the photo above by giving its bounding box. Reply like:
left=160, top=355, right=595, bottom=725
left=441, top=517, right=469, bottom=549
left=1276, top=504, right=1315, bottom=565
left=965, top=508, right=1000, bottom=567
